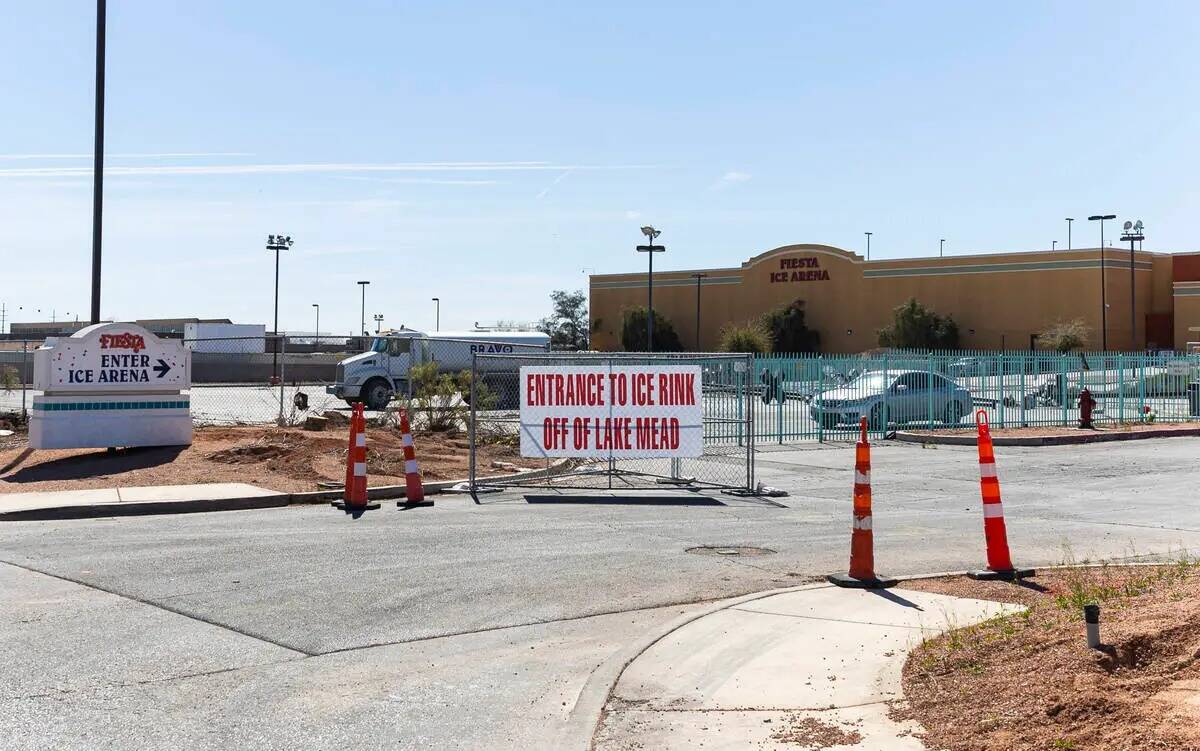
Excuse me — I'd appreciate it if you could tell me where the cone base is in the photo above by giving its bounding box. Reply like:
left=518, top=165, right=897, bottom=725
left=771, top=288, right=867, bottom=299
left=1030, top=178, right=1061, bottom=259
left=397, top=500, right=435, bottom=509
left=967, top=567, right=1036, bottom=581
left=828, top=572, right=899, bottom=589
left=333, top=501, right=381, bottom=511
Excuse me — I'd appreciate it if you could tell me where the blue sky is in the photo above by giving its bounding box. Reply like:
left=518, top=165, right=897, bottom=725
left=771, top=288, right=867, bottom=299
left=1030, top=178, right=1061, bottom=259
left=2, top=0, right=1198, bottom=334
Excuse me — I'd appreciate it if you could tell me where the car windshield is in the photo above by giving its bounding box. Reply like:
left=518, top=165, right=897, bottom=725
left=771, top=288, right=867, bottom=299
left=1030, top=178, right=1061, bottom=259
left=849, top=372, right=892, bottom=391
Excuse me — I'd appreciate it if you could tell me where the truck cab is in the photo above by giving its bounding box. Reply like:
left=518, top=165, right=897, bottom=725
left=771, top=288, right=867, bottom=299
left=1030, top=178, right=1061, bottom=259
left=327, top=329, right=550, bottom=410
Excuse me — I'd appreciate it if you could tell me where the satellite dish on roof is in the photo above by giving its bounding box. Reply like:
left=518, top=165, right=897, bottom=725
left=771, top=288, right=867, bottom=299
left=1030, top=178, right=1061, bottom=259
left=1123, top=220, right=1133, bottom=231
left=1134, top=220, right=1144, bottom=231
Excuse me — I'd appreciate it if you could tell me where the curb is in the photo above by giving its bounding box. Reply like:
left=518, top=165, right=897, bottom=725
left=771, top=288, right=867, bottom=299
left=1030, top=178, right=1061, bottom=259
left=569, top=582, right=832, bottom=750
left=0, top=458, right=574, bottom=522
left=895, top=426, right=1200, bottom=446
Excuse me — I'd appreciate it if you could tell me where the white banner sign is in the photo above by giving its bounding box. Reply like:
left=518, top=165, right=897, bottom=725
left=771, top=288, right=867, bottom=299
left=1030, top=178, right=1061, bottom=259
left=519, top=365, right=703, bottom=458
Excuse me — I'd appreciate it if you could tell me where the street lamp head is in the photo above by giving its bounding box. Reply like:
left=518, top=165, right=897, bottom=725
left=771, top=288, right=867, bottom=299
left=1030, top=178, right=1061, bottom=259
left=1088, top=214, right=1116, bottom=221
left=432, top=297, right=439, bottom=302
left=357, top=280, right=370, bottom=286
left=640, top=225, right=660, bottom=239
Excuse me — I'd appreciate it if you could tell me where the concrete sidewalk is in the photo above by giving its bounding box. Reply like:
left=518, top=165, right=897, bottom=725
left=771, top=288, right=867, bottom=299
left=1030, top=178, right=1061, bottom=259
left=594, top=584, right=1022, bottom=750
left=0, top=483, right=285, bottom=520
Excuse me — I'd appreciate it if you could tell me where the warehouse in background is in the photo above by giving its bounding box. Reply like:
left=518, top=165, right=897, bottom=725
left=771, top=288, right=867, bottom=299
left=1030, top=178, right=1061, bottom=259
left=590, top=244, right=1200, bottom=353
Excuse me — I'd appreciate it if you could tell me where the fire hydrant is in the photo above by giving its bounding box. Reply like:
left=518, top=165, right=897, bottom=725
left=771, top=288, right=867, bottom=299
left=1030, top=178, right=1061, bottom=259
left=1078, top=387, right=1097, bottom=429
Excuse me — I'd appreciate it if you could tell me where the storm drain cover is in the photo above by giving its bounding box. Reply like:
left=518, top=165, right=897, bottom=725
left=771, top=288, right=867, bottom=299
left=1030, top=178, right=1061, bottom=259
left=686, top=545, right=776, bottom=557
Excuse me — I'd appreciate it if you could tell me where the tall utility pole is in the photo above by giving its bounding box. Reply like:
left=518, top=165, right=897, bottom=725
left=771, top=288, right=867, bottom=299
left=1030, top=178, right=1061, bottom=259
left=431, top=297, right=440, bottom=331
left=1121, top=221, right=1145, bottom=350
left=89, top=0, right=106, bottom=325
left=864, top=231, right=872, bottom=261
left=266, top=235, right=293, bottom=382
left=1066, top=217, right=1074, bottom=250
left=0, top=302, right=6, bottom=335
left=1052, top=240, right=1057, bottom=251
left=357, top=281, right=370, bottom=338
left=1088, top=214, right=1116, bottom=350
left=690, top=273, right=707, bottom=350
left=636, top=226, right=665, bottom=352
left=939, top=238, right=945, bottom=257
left=312, top=303, right=320, bottom=342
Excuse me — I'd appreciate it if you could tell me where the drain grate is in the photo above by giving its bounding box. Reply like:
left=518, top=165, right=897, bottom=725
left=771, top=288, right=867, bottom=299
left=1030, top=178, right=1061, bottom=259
left=686, top=545, right=777, bottom=557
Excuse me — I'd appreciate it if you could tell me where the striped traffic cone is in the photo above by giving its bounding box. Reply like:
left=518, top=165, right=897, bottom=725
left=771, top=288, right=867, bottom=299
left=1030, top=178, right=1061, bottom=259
left=829, top=417, right=896, bottom=589
left=337, top=403, right=380, bottom=512
left=968, top=410, right=1033, bottom=580
left=397, top=408, right=434, bottom=509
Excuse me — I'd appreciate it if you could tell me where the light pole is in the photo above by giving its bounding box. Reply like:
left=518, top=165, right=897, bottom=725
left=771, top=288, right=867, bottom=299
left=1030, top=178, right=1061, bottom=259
left=691, top=273, right=707, bottom=351
left=266, top=234, right=293, bottom=381
left=357, top=281, right=370, bottom=339
left=1052, top=240, right=1057, bottom=251
left=373, top=313, right=384, bottom=334
left=89, top=0, right=106, bottom=325
left=312, top=303, right=319, bottom=343
left=636, top=226, right=665, bottom=352
left=431, top=297, right=440, bottom=331
left=939, top=238, right=945, bottom=257
left=1088, top=214, right=1115, bottom=350
left=1066, top=217, right=1074, bottom=250
left=1121, top=220, right=1145, bottom=350
left=864, top=231, right=872, bottom=261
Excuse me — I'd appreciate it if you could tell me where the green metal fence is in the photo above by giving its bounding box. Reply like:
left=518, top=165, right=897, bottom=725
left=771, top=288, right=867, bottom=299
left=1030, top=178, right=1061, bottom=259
left=751, top=350, right=1200, bottom=442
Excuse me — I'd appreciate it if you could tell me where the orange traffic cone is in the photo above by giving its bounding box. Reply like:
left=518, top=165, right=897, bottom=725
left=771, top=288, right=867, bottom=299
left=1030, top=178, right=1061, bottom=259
left=968, top=411, right=1033, bottom=580
left=397, top=408, right=434, bottom=509
left=829, top=417, right=896, bottom=589
left=337, top=403, right=380, bottom=512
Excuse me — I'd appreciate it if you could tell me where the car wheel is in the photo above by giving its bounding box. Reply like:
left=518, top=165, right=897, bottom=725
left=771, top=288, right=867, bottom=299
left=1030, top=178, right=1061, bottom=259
left=362, top=378, right=393, bottom=411
left=944, top=400, right=963, bottom=426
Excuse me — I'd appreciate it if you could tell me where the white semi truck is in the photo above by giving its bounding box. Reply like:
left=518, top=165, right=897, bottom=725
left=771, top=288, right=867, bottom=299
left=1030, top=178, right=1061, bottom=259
left=327, top=329, right=551, bottom=409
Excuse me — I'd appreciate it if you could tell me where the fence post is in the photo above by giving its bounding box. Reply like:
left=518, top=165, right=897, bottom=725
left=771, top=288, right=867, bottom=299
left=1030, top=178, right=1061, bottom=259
left=927, top=352, right=934, bottom=430
left=776, top=362, right=784, bottom=445
left=816, top=357, right=824, bottom=443
left=1020, top=353, right=1027, bottom=427
left=1060, top=354, right=1068, bottom=426
left=882, top=353, right=889, bottom=438
left=746, top=354, right=755, bottom=490
left=21, top=340, right=29, bottom=421
left=469, top=351, right=477, bottom=490
left=277, top=335, right=286, bottom=424
left=1118, top=351, right=1125, bottom=423
left=1138, top=353, right=1146, bottom=421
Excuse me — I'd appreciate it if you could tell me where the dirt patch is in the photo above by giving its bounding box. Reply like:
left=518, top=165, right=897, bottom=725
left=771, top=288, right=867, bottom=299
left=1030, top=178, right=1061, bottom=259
left=905, top=421, right=1200, bottom=439
left=768, top=714, right=862, bottom=748
left=0, top=424, right=533, bottom=494
left=896, top=564, right=1200, bottom=751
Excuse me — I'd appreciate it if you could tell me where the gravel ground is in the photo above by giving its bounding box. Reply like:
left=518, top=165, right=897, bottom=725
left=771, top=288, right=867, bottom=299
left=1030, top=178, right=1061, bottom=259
left=897, top=565, right=1200, bottom=751
left=0, top=423, right=530, bottom=493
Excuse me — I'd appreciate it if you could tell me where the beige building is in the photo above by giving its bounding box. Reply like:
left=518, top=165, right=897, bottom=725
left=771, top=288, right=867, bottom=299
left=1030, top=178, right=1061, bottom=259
left=590, top=244, right=1200, bottom=353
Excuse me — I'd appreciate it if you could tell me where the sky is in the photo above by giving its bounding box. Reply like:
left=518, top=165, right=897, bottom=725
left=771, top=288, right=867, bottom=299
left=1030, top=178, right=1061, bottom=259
left=1, top=0, right=1199, bottom=335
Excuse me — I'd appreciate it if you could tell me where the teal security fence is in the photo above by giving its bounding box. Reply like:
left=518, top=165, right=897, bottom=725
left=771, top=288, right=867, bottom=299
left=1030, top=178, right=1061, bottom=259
left=752, top=350, right=1200, bottom=442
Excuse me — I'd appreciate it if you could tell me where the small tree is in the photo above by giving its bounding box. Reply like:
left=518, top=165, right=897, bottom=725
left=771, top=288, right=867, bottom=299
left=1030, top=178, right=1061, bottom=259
left=877, top=298, right=960, bottom=350
left=718, top=321, right=772, bottom=354
left=1038, top=318, right=1090, bottom=352
left=760, top=298, right=820, bottom=353
left=620, top=306, right=683, bottom=352
left=408, top=362, right=497, bottom=433
left=537, top=289, right=590, bottom=350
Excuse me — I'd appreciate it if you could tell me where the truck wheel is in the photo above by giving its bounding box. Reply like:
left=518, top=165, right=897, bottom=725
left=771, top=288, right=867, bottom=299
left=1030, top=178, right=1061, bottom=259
left=362, top=379, right=393, bottom=411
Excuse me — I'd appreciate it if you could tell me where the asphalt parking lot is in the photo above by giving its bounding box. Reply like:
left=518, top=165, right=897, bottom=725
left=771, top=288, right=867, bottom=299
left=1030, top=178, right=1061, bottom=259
left=3, top=437, right=1200, bottom=749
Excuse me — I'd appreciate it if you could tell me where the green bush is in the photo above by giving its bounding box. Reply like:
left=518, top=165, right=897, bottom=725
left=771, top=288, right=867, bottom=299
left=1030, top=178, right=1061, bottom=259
left=409, top=362, right=497, bottom=433
left=620, top=306, right=684, bottom=352
left=760, top=298, right=820, bottom=353
left=718, top=321, right=773, bottom=354
left=877, top=298, right=960, bottom=349
left=1038, top=318, right=1090, bottom=352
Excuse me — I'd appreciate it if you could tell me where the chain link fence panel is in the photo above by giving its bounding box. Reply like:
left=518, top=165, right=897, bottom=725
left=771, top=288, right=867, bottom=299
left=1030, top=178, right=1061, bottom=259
left=469, top=352, right=754, bottom=492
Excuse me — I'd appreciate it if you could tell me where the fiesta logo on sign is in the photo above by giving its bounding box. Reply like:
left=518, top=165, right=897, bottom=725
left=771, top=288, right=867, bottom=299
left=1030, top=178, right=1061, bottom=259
left=469, top=343, right=515, bottom=353
left=99, top=332, right=147, bottom=353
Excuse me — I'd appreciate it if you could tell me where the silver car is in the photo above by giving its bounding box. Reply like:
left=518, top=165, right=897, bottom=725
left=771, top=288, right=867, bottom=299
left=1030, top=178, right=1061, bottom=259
left=809, top=370, right=972, bottom=429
